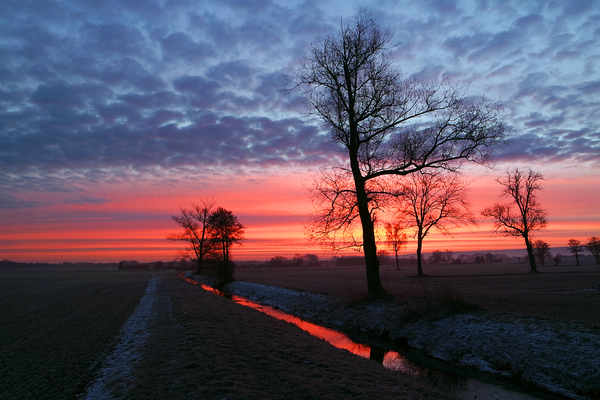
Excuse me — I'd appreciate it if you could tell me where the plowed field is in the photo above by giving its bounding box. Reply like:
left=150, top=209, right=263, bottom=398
left=0, top=269, right=153, bottom=399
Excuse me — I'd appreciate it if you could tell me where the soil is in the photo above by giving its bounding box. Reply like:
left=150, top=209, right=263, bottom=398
left=0, top=269, right=151, bottom=400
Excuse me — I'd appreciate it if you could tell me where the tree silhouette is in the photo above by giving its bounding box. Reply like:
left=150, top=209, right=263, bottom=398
left=167, top=198, right=215, bottom=274
left=552, top=253, right=562, bottom=266
left=290, top=10, right=507, bottom=295
left=395, top=172, right=475, bottom=276
left=567, top=239, right=583, bottom=266
left=208, top=207, right=245, bottom=284
left=384, top=222, right=407, bottom=270
left=481, top=168, right=548, bottom=273
left=586, top=237, right=600, bottom=265
left=533, top=239, right=550, bottom=267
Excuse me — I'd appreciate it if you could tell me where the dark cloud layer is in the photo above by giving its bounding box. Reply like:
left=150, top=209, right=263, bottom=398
left=1, top=0, right=599, bottom=202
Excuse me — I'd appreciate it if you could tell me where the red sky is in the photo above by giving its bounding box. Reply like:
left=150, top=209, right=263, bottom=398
left=2, top=163, right=598, bottom=263
left=2, top=2, right=600, bottom=264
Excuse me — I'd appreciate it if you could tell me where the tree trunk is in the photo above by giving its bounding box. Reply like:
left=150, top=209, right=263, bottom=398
left=359, top=205, right=384, bottom=296
left=524, top=235, right=537, bottom=273
left=395, top=251, right=399, bottom=270
left=353, top=174, right=385, bottom=296
left=348, top=112, right=385, bottom=296
left=416, top=229, right=424, bottom=276
left=575, top=253, right=580, bottom=266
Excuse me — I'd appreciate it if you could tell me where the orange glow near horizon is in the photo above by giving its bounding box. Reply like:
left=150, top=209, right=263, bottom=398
left=1, top=166, right=598, bottom=263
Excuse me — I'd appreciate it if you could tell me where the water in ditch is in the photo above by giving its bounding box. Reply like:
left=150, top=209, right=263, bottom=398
left=181, top=275, right=561, bottom=400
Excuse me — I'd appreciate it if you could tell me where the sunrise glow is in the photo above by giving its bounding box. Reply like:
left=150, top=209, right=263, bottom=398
left=1, top=1, right=599, bottom=264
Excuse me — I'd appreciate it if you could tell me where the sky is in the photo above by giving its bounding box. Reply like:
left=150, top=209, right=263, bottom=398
left=1, top=0, right=599, bottom=263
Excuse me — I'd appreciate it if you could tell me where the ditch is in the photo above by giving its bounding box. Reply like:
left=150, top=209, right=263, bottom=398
left=180, top=274, right=568, bottom=400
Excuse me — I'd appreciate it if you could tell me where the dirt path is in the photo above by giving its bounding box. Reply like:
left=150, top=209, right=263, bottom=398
left=127, top=271, right=456, bottom=400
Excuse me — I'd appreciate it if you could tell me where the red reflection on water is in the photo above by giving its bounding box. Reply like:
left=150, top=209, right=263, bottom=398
left=230, top=295, right=372, bottom=358
left=178, top=272, right=419, bottom=375
left=179, top=274, right=198, bottom=285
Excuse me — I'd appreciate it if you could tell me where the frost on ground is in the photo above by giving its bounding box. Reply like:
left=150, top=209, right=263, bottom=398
left=210, top=278, right=600, bottom=400
left=82, top=276, right=160, bottom=400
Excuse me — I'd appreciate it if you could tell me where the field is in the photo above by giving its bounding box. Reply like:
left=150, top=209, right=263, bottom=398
left=0, top=267, right=459, bottom=400
left=0, top=268, right=152, bottom=399
left=1, top=261, right=598, bottom=399
left=236, top=260, right=600, bottom=327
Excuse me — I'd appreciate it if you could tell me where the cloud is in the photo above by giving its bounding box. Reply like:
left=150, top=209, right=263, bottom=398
left=64, top=196, right=111, bottom=205
left=1, top=0, right=600, bottom=191
left=515, top=14, right=544, bottom=30
left=577, top=80, right=600, bottom=95
left=0, top=193, right=44, bottom=209
left=161, top=32, right=215, bottom=63
left=83, top=23, right=148, bottom=58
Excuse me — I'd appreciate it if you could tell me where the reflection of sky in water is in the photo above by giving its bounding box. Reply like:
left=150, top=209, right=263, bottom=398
left=186, top=274, right=426, bottom=376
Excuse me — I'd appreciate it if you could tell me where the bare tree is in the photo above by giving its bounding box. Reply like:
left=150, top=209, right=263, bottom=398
left=167, top=198, right=215, bottom=274
left=586, top=236, right=600, bottom=265
left=395, top=172, right=475, bottom=276
left=303, top=253, right=320, bottom=265
left=290, top=10, right=507, bottom=295
left=207, top=207, right=245, bottom=284
left=533, top=239, right=550, bottom=267
left=305, top=168, right=390, bottom=254
left=552, top=253, right=562, bottom=266
left=429, top=250, right=444, bottom=264
left=481, top=168, right=548, bottom=273
left=567, top=239, right=584, bottom=266
left=444, top=250, right=454, bottom=263
left=384, top=222, right=408, bottom=270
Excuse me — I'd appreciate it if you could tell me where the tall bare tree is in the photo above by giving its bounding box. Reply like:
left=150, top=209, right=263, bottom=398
left=394, top=171, right=475, bottom=276
left=208, top=207, right=245, bottom=284
left=289, top=10, right=507, bottom=295
left=384, top=222, right=407, bottom=270
left=481, top=168, right=548, bottom=273
left=567, top=239, right=583, bottom=266
left=167, top=198, right=215, bottom=274
left=586, top=236, right=600, bottom=265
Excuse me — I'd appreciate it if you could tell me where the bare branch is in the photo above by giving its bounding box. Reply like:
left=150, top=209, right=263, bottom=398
left=392, top=171, right=475, bottom=275
left=481, top=168, right=548, bottom=272
left=286, top=10, right=508, bottom=295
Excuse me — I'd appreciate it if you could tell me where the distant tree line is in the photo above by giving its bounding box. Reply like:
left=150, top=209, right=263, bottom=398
left=117, top=260, right=191, bottom=270
left=0, top=260, right=119, bottom=269
left=265, top=254, right=320, bottom=267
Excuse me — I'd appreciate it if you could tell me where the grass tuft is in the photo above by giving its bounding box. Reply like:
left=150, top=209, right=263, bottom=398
left=401, top=284, right=480, bottom=322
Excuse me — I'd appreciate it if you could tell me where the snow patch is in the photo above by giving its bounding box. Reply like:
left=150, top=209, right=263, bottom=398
left=82, top=276, right=160, bottom=399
